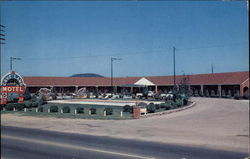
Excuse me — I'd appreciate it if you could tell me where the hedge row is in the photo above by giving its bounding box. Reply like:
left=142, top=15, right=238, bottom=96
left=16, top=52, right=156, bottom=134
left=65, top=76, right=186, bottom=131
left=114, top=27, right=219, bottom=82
left=4, top=97, right=47, bottom=111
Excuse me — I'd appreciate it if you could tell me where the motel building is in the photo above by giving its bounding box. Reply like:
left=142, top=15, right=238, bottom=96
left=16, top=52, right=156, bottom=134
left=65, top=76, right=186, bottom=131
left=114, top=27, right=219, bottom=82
left=22, top=71, right=249, bottom=98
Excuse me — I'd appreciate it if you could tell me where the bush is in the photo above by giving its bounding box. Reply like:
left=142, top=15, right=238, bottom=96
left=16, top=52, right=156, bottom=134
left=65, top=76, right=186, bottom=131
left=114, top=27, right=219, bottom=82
left=5, top=103, right=15, bottom=111
left=176, top=99, right=183, bottom=107
left=123, top=105, right=133, bottom=113
left=24, top=88, right=31, bottom=100
left=159, top=103, right=166, bottom=108
left=90, top=108, right=96, bottom=115
left=165, top=105, right=171, bottom=110
left=155, top=104, right=160, bottom=109
left=104, top=108, right=113, bottom=115
left=137, top=102, right=147, bottom=107
left=38, top=107, right=44, bottom=112
left=5, top=103, right=25, bottom=111
left=62, top=106, right=70, bottom=113
left=76, top=107, right=84, bottom=114
left=183, top=99, right=188, bottom=105
left=171, top=102, right=178, bottom=109
left=147, top=103, right=156, bottom=113
left=38, top=97, right=47, bottom=105
left=24, top=101, right=32, bottom=108
left=31, top=101, right=38, bottom=107
left=50, top=106, right=58, bottom=113
left=15, top=103, right=25, bottom=111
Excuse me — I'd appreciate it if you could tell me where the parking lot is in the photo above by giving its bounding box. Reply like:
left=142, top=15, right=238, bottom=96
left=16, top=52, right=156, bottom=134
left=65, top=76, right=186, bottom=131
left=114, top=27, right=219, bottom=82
left=1, top=97, right=249, bottom=153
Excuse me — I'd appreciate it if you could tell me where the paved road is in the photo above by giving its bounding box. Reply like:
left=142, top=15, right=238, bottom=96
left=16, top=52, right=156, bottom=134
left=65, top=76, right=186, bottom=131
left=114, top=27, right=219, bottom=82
left=1, top=98, right=248, bottom=152
left=1, top=126, right=247, bottom=159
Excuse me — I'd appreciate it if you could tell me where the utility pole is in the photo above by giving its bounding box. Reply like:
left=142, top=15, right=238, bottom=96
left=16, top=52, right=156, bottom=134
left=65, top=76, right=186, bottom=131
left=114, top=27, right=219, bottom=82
left=173, top=47, right=176, bottom=92
left=0, top=24, right=6, bottom=78
left=211, top=63, right=214, bottom=74
left=111, top=57, right=122, bottom=94
left=10, top=57, right=22, bottom=71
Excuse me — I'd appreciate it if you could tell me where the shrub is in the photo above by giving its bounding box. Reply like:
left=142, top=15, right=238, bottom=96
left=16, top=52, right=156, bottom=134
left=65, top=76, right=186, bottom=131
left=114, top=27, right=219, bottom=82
left=123, top=105, right=133, bottom=113
left=24, top=88, right=31, bottom=100
left=147, top=103, right=156, bottom=113
left=155, top=104, right=160, bottom=109
left=183, top=99, right=188, bottom=105
left=104, top=108, right=113, bottom=115
left=5, top=103, right=25, bottom=111
left=50, top=106, right=58, bottom=112
left=90, top=108, right=96, bottom=115
left=171, top=102, right=178, bottom=109
left=24, top=101, right=32, bottom=108
left=62, top=106, right=70, bottom=113
left=15, top=103, right=25, bottom=111
left=76, top=107, right=84, bottom=114
left=176, top=99, right=183, bottom=107
left=38, top=107, right=44, bottom=112
left=137, top=102, right=147, bottom=107
left=159, top=103, right=166, bottom=108
left=38, top=97, right=47, bottom=105
left=165, top=105, right=171, bottom=110
left=31, top=101, right=39, bottom=107
left=5, top=103, right=15, bottom=111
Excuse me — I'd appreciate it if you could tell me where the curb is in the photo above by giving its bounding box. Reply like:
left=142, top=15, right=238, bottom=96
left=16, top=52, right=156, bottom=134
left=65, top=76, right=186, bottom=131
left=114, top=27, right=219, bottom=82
left=139, top=102, right=196, bottom=119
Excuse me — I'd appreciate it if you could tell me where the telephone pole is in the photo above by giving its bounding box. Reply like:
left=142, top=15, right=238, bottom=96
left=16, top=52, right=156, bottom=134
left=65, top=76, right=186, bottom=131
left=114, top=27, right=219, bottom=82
left=211, top=63, right=214, bottom=74
left=173, top=47, right=176, bottom=92
left=10, top=57, right=22, bottom=71
left=111, top=57, right=122, bottom=94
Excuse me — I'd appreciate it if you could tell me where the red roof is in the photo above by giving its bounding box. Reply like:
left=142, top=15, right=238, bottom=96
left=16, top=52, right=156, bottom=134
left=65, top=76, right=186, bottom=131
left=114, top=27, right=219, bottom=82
left=147, top=71, right=249, bottom=85
left=23, top=71, right=249, bottom=87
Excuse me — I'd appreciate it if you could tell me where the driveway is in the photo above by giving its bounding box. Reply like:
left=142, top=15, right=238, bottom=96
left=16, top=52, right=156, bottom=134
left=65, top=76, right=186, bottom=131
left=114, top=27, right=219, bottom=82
left=1, top=97, right=249, bottom=153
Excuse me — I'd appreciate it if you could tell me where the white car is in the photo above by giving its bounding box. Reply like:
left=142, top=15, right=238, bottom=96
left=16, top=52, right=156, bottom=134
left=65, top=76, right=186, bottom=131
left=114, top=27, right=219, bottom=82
left=136, top=93, right=143, bottom=99
left=147, top=91, right=155, bottom=98
left=160, top=92, right=174, bottom=99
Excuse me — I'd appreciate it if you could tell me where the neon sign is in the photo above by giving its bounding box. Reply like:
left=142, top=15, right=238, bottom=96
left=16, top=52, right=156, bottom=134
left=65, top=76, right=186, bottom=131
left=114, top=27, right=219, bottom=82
left=1, top=71, right=26, bottom=104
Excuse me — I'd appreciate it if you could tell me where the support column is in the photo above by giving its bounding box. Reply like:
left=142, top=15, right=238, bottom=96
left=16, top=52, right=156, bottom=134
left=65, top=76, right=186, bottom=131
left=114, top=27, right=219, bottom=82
left=75, top=86, right=78, bottom=93
left=96, top=86, right=98, bottom=94
left=155, top=85, right=158, bottom=93
left=50, top=86, right=54, bottom=93
left=218, top=85, right=222, bottom=97
left=200, top=85, right=204, bottom=96
left=130, top=87, right=133, bottom=93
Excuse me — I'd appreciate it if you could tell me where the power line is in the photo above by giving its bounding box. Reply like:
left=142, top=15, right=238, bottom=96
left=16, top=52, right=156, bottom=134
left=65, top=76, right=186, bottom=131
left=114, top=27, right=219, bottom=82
left=177, top=42, right=247, bottom=51
left=19, top=49, right=170, bottom=61
left=14, top=42, right=247, bottom=61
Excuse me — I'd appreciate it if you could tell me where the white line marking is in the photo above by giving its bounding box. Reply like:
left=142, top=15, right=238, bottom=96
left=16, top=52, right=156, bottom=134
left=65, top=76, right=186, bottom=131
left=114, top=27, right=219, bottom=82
left=2, top=135, right=154, bottom=159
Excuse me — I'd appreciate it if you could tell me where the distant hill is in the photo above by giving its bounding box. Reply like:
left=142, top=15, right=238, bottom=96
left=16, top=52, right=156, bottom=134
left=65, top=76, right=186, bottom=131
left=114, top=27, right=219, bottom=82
left=70, top=73, right=104, bottom=77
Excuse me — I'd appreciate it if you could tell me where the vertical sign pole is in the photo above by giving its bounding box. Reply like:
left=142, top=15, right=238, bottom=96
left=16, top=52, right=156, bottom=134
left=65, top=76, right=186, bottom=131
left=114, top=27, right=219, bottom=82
left=173, top=47, right=176, bottom=92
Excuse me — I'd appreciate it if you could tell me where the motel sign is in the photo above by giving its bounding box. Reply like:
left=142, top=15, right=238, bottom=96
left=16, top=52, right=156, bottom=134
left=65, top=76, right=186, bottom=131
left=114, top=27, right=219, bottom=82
left=1, top=71, right=26, bottom=104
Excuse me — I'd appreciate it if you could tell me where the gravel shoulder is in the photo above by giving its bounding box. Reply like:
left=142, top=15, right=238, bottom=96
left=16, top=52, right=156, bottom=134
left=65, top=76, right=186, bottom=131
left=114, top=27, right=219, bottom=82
left=1, top=97, right=249, bottom=153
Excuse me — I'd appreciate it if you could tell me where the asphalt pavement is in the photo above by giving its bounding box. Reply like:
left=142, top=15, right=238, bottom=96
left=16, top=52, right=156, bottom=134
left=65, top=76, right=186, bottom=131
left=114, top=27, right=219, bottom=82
left=1, top=126, right=247, bottom=159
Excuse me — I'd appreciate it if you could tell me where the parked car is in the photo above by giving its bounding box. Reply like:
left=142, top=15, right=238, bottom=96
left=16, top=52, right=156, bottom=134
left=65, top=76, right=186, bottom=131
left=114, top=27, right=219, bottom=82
left=136, top=93, right=144, bottom=99
left=147, top=91, right=155, bottom=98
left=160, top=92, right=174, bottom=100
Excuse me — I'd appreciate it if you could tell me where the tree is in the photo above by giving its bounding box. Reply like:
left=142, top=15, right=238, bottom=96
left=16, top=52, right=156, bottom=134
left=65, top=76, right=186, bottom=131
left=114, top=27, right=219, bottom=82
left=179, top=74, right=190, bottom=95
left=24, top=88, right=31, bottom=100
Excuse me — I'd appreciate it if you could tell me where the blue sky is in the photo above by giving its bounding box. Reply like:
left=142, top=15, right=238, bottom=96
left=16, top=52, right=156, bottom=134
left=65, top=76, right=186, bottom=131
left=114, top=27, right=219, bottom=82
left=0, top=1, right=248, bottom=77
